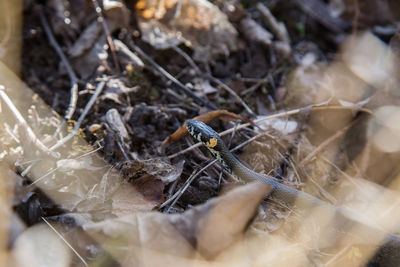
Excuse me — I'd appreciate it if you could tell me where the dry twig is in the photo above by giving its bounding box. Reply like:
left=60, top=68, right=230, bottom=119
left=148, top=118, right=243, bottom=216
left=91, top=0, right=121, bottom=72
left=206, top=75, right=256, bottom=117
left=0, top=86, right=58, bottom=158
left=42, top=217, right=89, bottom=266
left=167, top=105, right=372, bottom=159
left=130, top=43, right=217, bottom=110
left=172, top=45, right=256, bottom=116
left=299, top=115, right=364, bottom=166
left=241, top=74, right=270, bottom=96
left=39, top=7, right=78, bottom=121
left=172, top=46, right=201, bottom=74
left=50, top=80, right=106, bottom=151
left=162, top=132, right=268, bottom=211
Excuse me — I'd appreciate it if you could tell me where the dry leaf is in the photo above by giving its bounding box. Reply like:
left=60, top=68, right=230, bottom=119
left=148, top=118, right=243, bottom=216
left=135, top=0, right=238, bottom=61
left=113, top=39, right=145, bottom=71
left=104, top=108, right=129, bottom=139
left=67, top=20, right=102, bottom=58
left=84, top=182, right=272, bottom=265
left=112, top=174, right=165, bottom=216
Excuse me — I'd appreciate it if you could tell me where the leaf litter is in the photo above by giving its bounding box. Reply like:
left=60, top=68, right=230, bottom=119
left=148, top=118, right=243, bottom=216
left=1, top=0, right=400, bottom=266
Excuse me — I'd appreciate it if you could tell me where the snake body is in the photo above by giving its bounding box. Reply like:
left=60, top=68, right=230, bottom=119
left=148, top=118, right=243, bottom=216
left=186, top=120, right=327, bottom=208
left=186, top=120, right=400, bottom=264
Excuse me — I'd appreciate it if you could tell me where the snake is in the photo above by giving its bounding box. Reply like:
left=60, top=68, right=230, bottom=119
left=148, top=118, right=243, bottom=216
left=186, top=120, right=400, bottom=264
left=186, top=120, right=333, bottom=209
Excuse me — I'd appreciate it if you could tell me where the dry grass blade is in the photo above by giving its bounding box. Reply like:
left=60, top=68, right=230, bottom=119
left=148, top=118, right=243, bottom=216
left=42, top=217, right=89, bottom=267
left=0, top=86, right=58, bottom=158
left=299, top=115, right=363, bottom=166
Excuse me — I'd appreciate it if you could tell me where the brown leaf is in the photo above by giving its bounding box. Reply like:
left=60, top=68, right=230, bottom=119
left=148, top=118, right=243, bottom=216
left=112, top=174, right=165, bottom=216
left=84, top=182, right=272, bottom=264
left=162, top=110, right=253, bottom=146
left=195, top=182, right=272, bottom=258
left=135, top=0, right=238, bottom=61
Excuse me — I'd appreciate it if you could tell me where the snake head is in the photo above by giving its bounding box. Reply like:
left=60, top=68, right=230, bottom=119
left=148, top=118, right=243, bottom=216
left=186, top=120, right=232, bottom=172
left=186, top=120, right=223, bottom=148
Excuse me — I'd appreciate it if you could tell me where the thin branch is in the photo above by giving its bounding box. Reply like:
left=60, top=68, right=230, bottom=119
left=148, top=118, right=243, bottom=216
left=325, top=244, right=352, bottom=266
left=0, top=86, right=59, bottom=158
left=241, top=74, right=270, bottom=95
left=50, top=80, right=106, bottom=151
left=130, top=43, right=217, bottom=110
left=38, top=7, right=78, bottom=121
left=162, top=162, right=215, bottom=211
left=167, top=105, right=372, bottom=159
left=206, top=74, right=256, bottom=117
left=29, top=142, right=103, bottom=186
left=91, top=0, right=120, bottom=72
left=172, top=46, right=201, bottom=74
left=41, top=217, right=89, bottom=267
left=162, top=132, right=267, bottom=211
left=298, top=115, right=363, bottom=166
left=171, top=46, right=256, bottom=116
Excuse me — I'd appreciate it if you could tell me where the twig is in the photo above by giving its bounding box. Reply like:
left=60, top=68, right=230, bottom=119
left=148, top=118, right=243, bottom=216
left=0, top=86, right=59, bottom=158
left=3, top=123, right=20, bottom=143
left=325, top=244, right=352, bottom=266
left=162, top=132, right=267, bottom=211
left=130, top=43, right=216, bottom=110
left=50, top=80, right=106, bottom=151
left=167, top=107, right=310, bottom=159
left=41, top=217, right=89, bottom=267
left=256, top=3, right=291, bottom=45
left=172, top=46, right=201, bottom=74
left=29, top=142, right=103, bottom=186
left=298, top=115, right=363, bottom=166
left=113, top=39, right=144, bottom=69
left=167, top=105, right=372, bottom=159
left=320, top=156, right=366, bottom=198
left=171, top=46, right=256, bottom=116
left=241, top=74, right=270, bottom=95
left=116, top=139, right=130, bottom=161
left=39, top=7, right=78, bottom=121
left=206, top=74, right=256, bottom=117
left=91, top=0, right=120, bottom=72
left=162, top=162, right=215, bottom=212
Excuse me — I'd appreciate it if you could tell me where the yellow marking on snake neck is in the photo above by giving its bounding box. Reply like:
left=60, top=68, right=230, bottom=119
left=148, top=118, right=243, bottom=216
left=206, top=138, right=218, bottom=148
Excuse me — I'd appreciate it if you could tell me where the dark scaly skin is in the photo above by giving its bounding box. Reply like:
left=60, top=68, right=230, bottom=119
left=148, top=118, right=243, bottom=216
left=186, top=120, right=400, bottom=265
left=186, top=120, right=334, bottom=208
